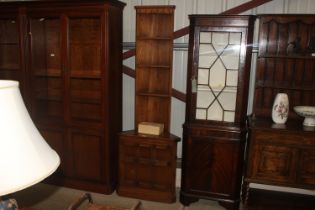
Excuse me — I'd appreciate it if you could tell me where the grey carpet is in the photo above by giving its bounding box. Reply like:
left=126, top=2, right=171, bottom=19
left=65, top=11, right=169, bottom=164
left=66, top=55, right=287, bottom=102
left=12, top=183, right=226, bottom=210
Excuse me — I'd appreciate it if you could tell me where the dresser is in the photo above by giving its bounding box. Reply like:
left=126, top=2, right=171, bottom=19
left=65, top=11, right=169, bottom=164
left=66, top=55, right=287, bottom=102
left=243, top=15, right=315, bottom=202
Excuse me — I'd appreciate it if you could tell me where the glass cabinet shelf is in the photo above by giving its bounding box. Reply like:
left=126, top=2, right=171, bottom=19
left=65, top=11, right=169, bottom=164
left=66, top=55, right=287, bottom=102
left=197, top=85, right=237, bottom=93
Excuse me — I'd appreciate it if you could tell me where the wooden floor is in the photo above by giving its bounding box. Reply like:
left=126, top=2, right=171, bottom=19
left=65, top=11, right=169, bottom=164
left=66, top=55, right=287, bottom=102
left=244, top=189, right=315, bottom=210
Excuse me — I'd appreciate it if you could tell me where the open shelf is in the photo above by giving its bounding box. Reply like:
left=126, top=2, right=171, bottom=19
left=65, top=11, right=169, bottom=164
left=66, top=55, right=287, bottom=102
left=136, top=64, right=170, bottom=69
left=253, top=15, right=315, bottom=119
left=258, top=54, right=315, bottom=59
left=255, top=80, right=315, bottom=91
left=0, top=64, right=19, bottom=71
left=70, top=71, right=101, bottom=79
left=135, top=7, right=174, bottom=39
left=34, top=69, right=62, bottom=77
left=136, top=91, right=170, bottom=98
left=136, top=36, right=172, bottom=41
left=136, top=40, right=173, bottom=67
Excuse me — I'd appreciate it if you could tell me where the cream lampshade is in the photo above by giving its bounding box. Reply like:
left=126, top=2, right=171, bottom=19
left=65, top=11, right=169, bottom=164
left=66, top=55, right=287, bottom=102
left=0, top=80, right=60, bottom=196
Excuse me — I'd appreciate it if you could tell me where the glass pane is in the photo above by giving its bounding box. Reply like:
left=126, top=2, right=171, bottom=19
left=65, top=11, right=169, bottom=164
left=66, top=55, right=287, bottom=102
left=212, top=32, right=228, bottom=53
left=200, top=32, right=212, bottom=43
left=207, top=100, right=223, bottom=121
left=30, top=17, right=63, bottom=123
left=197, top=68, right=209, bottom=85
left=30, top=18, right=61, bottom=76
left=199, top=44, right=216, bottom=68
left=0, top=19, right=19, bottom=70
left=224, top=111, right=235, bottom=122
left=196, top=109, right=207, bottom=120
left=196, top=88, right=215, bottom=108
left=209, top=60, right=226, bottom=92
left=221, top=45, right=241, bottom=70
left=195, top=31, right=242, bottom=122
left=218, top=91, right=237, bottom=111
left=226, top=70, right=238, bottom=87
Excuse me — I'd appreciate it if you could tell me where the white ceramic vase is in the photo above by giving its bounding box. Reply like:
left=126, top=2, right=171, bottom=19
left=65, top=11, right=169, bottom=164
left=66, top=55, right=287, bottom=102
left=272, top=93, right=289, bottom=124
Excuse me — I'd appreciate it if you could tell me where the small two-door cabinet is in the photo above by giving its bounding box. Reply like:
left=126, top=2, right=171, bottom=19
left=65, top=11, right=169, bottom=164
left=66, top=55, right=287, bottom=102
left=0, top=0, right=125, bottom=194
left=180, top=15, right=255, bottom=210
left=118, top=130, right=180, bottom=203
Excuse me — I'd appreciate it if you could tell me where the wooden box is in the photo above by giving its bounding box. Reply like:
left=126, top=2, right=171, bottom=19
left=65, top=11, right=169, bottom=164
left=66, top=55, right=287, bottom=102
left=138, top=122, right=164, bottom=135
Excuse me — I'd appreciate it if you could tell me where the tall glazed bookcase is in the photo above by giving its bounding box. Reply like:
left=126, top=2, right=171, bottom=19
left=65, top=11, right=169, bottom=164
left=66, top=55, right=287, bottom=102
left=118, top=6, right=180, bottom=203
left=180, top=15, right=255, bottom=210
left=0, top=0, right=125, bottom=194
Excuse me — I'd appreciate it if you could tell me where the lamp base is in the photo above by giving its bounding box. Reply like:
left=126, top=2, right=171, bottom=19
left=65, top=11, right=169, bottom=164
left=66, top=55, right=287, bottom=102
left=0, top=197, right=18, bottom=210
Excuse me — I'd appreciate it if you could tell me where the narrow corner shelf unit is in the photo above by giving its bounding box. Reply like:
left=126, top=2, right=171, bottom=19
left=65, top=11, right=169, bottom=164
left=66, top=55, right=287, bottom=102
left=243, top=14, right=315, bottom=203
left=117, top=6, right=180, bottom=203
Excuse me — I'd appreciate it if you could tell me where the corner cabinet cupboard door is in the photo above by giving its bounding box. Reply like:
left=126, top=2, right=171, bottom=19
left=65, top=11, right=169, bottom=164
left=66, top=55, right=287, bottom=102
left=183, top=135, right=243, bottom=198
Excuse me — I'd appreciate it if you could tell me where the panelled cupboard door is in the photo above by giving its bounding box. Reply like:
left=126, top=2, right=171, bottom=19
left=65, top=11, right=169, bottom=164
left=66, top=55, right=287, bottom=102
left=183, top=135, right=242, bottom=197
left=67, top=128, right=104, bottom=182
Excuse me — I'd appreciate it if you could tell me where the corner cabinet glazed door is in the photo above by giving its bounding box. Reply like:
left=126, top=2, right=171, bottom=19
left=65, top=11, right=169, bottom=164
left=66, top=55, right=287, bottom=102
left=28, top=10, right=110, bottom=192
left=187, top=17, right=254, bottom=124
left=181, top=15, right=255, bottom=210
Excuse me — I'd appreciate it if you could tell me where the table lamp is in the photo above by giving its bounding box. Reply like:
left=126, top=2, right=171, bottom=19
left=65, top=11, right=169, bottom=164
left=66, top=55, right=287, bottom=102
left=0, top=80, right=60, bottom=209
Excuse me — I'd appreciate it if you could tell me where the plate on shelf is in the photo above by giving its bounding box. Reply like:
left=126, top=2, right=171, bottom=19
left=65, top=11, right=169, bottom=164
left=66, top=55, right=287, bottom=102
left=294, top=106, right=315, bottom=127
